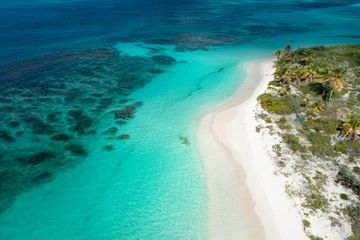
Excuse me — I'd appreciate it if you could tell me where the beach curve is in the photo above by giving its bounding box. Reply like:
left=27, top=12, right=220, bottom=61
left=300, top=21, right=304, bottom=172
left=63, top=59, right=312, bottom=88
left=199, top=59, right=307, bottom=239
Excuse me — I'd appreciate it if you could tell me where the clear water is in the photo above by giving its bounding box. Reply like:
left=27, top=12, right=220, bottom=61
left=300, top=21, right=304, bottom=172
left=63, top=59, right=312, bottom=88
left=0, top=1, right=359, bottom=239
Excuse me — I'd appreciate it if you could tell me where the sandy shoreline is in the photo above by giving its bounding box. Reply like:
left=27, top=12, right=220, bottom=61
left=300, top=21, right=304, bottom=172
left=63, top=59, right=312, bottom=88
left=198, top=59, right=306, bottom=239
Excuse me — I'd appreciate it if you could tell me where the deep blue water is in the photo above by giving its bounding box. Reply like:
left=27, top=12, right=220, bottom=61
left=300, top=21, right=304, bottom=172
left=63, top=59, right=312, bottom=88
left=0, top=0, right=359, bottom=239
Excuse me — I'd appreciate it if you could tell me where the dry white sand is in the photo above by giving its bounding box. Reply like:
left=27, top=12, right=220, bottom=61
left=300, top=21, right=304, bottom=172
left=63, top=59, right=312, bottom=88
left=198, top=59, right=307, bottom=240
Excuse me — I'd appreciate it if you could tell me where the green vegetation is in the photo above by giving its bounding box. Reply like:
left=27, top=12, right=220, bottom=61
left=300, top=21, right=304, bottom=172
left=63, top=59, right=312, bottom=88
left=303, top=192, right=329, bottom=212
left=344, top=204, right=360, bottom=240
left=340, top=193, right=349, bottom=200
left=309, top=235, right=323, bottom=240
left=305, top=117, right=340, bottom=135
left=258, top=93, right=293, bottom=115
left=264, top=117, right=272, bottom=123
left=259, top=45, right=360, bottom=237
left=272, top=144, right=282, bottom=157
left=277, top=116, right=291, bottom=130
left=307, top=132, right=335, bottom=157
left=303, top=219, right=311, bottom=228
left=282, top=133, right=307, bottom=153
left=256, top=126, right=261, bottom=132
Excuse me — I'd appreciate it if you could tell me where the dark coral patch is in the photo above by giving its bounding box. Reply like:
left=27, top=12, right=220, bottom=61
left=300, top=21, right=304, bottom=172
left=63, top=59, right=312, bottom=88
left=0, top=130, right=14, bottom=142
left=103, top=127, right=118, bottom=135
left=65, top=144, right=88, bottom=157
left=149, top=69, right=163, bottom=74
left=113, top=101, right=143, bottom=119
left=72, top=117, right=93, bottom=134
left=8, top=121, right=20, bottom=128
left=17, top=151, right=56, bottom=166
left=115, top=120, right=126, bottom=126
left=67, top=109, right=93, bottom=134
left=68, top=109, right=84, bottom=118
left=32, top=171, right=53, bottom=183
left=47, top=112, right=60, bottom=123
left=104, top=145, right=114, bottom=151
left=118, top=134, right=130, bottom=140
left=51, top=133, right=71, bottom=141
left=16, top=131, right=25, bottom=136
left=119, top=99, right=128, bottom=104
left=22, top=116, right=55, bottom=135
left=151, top=55, right=176, bottom=65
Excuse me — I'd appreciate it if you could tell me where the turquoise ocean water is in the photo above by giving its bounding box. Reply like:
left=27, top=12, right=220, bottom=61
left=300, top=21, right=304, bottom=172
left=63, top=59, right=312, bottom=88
left=0, top=1, right=359, bottom=239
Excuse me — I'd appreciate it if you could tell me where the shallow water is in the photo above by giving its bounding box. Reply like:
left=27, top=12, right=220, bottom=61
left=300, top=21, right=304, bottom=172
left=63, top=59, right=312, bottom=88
left=0, top=1, right=359, bottom=239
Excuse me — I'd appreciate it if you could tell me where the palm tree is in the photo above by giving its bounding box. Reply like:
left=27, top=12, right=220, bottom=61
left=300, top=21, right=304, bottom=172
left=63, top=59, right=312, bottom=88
left=339, top=115, right=360, bottom=141
left=274, top=64, right=289, bottom=82
left=311, top=101, right=326, bottom=113
left=274, top=49, right=282, bottom=59
left=278, top=84, right=291, bottom=96
left=322, top=68, right=345, bottom=101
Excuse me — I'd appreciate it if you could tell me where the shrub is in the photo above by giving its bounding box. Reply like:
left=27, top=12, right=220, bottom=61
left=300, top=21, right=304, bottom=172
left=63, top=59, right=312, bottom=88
left=309, top=235, right=323, bottom=240
left=335, top=142, right=348, bottom=154
left=305, top=117, right=340, bottom=135
left=265, top=118, right=272, bottom=123
left=303, top=192, right=329, bottom=211
left=268, top=80, right=282, bottom=87
left=258, top=93, right=293, bottom=115
left=272, top=144, right=282, bottom=157
left=314, top=117, right=340, bottom=135
left=277, top=117, right=292, bottom=130
left=340, top=193, right=349, bottom=200
left=256, top=126, right=261, bottom=132
left=303, top=219, right=311, bottom=228
left=353, top=166, right=360, bottom=175
left=282, top=133, right=307, bottom=153
left=307, top=132, right=336, bottom=157
left=344, top=204, right=360, bottom=239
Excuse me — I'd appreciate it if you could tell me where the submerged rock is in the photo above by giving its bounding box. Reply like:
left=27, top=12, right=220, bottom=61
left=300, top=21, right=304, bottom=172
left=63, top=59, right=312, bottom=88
left=149, top=69, right=163, bottom=74
left=23, top=116, right=55, bottom=135
left=0, top=130, right=14, bottom=142
left=32, top=171, right=53, bottom=183
left=68, top=109, right=84, bottom=118
left=19, top=151, right=56, bottom=165
left=51, top=133, right=71, bottom=141
left=67, top=109, right=94, bottom=134
left=151, top=55, right=176, bottom=65
left=119, top=99, right=128, bottom=104
left=103, top=127, right=118, bottom=135
left=179, top=136, right=190, bottom=145
left=47, top=112, right=60, bottom=123
left=65, top=144, right=87, bottom=157
left=113, top=101, right=143, bottom=119
left=8, top=121, right=20, bottom=128
left=115, top=120, right=126, bottom=126
left=104, top=145, right=114, bottom=151
left=118, top=134, right=130, bottom=140
left=16, top=131, right=25, bottom=136
left=72, top=117, right=93, bottom=134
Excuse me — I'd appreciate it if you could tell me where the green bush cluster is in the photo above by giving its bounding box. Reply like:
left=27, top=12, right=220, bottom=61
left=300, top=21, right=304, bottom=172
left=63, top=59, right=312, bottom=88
left=277, top=117, right=292, bottom=130
left=268, top=80, right=282, bottom=87
left=258, top=93, right=293, bottom=115
left=264, top=117, right=272, bottom=123
left=282, top=133, right=307, bottom=153
left=340, top=193, right=349, bottom=200
left=334, top=141, right=348, bottom=154
left=303, top=192, right=329, bottom=212
left=344, top=204, right=360, bottom=240
left=272, top=144, right=282, bottom=157
left=307, top=132, right=335, bottom=157
left=305, top=117, right=340, bottom=135
left=303, top=219, right=311, bottom=228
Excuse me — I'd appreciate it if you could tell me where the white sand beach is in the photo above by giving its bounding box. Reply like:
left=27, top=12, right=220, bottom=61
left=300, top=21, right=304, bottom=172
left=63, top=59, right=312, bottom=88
left=199, top=59, right=307, bottom=239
